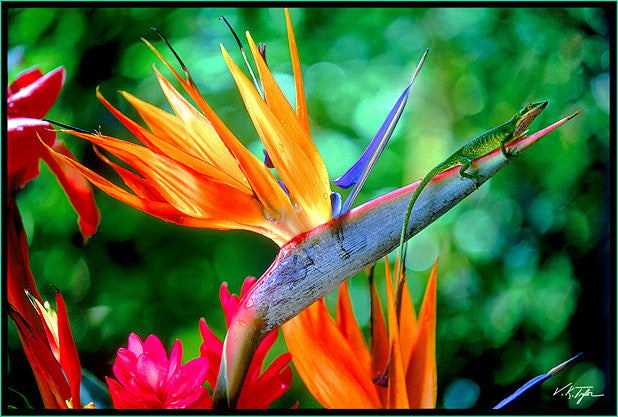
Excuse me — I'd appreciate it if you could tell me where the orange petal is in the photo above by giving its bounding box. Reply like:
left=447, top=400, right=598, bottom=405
left=98, top=88, right=245, bottom=190
left=141, top=38, right=299, bottom=223
left=44, top=140, right=182, bottom=215
left=141, top=38, right=210, bottom=114
left=283, top=300, right=381, bottom=408
left=70, top=131, right=265, bottom=222
left=368, top=267, right=388, bottom=404
left=405, top=260, right=438, bottom=409
left=285, top=8, right=310, bottom=135
left=336, top=281, right=372, bottom=373
left=47, top=137, right=291, bottom=243
left=145, top=70, right=304, bottom=233
left=117, top=91, right=188, bottom=149
left=246, top=33, right=331, bottom=209
left=385, top=258, right=409, bottom=408
left=152, top=67, right=246, bottom=181
left=91, top=145, right=166, bottom=202
left=247, top=32, right=322, bottom=174
left=398, top=276, right=417, bottom=375
left=222, top=44, right=331, bottom=229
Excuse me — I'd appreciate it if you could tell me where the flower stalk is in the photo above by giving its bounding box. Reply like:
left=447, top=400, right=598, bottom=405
left=212, top=110, right=580, bottom=407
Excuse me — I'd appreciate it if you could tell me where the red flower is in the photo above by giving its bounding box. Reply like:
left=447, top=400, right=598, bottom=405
left=7, top=66, right=100, bottom=239
left=106, top=278, right=292, bottom=409
left=7, top=66, right=100, bottom=408
left=106, top=334, right=211, bottom=409
left=200, top=277, right=293, bottom=409
left=9, top=291, right=93, bottom=408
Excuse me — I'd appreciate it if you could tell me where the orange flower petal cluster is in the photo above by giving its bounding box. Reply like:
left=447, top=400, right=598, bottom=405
left=46, top=9, right=332, bottom=246
left=282, top=258, right=437, bottom=408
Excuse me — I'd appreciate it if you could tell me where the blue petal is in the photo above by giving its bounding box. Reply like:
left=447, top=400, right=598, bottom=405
left=263, top=149, right=274, bottom=168
left=334, top=49, right=428, bottom=216
left=493, top=374, right=551, bottom=409
left=493, top=353, right=583, bottom=409
left=334, top=83, right=412, bottom=190
left=277, top=180, right=289, bottom=197
left=547, top=352, right=582, bottom=375
left=330, top=192, right=342, bottom=217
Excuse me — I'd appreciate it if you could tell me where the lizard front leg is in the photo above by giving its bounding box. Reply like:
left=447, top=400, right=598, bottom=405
left=500, top=132, right=515, bottom=160
left=458, top=156, right=481, bottom=188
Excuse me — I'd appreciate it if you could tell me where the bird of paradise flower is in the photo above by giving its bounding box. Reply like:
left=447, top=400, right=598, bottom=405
left=284, top=258, right=437, bottom=409
left=45, top=9, right=336, bottom=247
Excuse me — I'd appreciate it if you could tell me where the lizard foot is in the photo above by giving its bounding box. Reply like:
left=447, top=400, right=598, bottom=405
left=461, top=174, right=481, bottom=189
left=500, top=144, right=515, bottom=160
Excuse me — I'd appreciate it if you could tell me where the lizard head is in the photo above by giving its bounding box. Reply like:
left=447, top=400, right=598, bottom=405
left=513, top=100, right=548, bottom=139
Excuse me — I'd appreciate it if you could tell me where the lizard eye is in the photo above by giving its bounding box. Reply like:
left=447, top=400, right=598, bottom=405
left=526, top=105, right=532, bottom=110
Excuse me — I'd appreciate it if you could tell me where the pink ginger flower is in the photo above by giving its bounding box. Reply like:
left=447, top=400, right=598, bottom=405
left=106, top=334, right=211, bottom=409
left=106, top=277, right=292, bottom=409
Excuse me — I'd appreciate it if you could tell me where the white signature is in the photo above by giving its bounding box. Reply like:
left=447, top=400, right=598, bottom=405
left=553, top=383, right=605, bottom=405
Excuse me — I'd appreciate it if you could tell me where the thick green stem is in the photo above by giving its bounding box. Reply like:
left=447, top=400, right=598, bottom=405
left=211, top=311, right=264, bottom=409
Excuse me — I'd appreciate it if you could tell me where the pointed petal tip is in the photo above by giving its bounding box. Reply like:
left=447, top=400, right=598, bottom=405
left=335, top=76, right=414, bottom=211
left=547, top=352, right=583, bottom=375
left=507, top=110, right=579, bottom=156
left=410, top=48, right=429, bottom=84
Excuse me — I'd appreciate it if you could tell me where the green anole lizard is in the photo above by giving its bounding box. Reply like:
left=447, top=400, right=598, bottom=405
left=397, top=100, right=548, bottom=274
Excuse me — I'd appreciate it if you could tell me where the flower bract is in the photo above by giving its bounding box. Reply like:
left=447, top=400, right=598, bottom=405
left=9, top=291, right=92, bottom=409
left=200, top=277, right=293, bottom=409
left=7, top=65, right=99, bottom=409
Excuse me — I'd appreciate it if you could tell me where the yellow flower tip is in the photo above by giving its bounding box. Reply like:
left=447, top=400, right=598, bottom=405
left=220, top=43, right=232, bottom=61
left=141, top=37, right=164, bottom=60
left=25, top=290, right=61, bottom=359
left=95, top=86, right=113, bottom=105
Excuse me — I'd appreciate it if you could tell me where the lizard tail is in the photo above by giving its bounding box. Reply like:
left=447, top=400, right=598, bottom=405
left=396, top=167, right=440, bottom=275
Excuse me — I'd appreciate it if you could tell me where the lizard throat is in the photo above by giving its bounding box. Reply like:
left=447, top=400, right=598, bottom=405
left=514, top=104, right=546, bottom=139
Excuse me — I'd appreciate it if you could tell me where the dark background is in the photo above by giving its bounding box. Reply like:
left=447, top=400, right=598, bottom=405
left=6, top=6, right=613, bottom=410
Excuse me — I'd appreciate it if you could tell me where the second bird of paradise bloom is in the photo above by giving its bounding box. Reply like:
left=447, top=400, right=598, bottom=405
left=284, top=258, right=437, bottom=409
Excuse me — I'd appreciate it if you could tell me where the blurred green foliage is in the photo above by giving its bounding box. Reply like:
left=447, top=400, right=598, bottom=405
left=7, top=7, right=611, bottom=410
